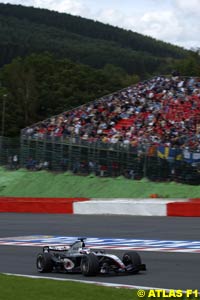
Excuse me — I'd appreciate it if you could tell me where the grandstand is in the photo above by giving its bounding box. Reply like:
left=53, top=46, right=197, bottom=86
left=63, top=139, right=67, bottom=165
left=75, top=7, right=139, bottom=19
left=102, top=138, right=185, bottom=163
left=22, top=75, right=200, bottom=147
left=2, top=75, right=200, bottom=184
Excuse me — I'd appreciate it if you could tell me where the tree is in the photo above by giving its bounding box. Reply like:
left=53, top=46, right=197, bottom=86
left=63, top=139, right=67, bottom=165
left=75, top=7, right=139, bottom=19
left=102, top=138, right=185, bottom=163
left=1, top=57, right=39, bottom=135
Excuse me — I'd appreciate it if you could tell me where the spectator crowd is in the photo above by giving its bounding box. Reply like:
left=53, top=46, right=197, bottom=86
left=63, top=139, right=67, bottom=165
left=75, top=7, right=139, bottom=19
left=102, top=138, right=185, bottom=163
left=22, top=75, right=200, bottom=151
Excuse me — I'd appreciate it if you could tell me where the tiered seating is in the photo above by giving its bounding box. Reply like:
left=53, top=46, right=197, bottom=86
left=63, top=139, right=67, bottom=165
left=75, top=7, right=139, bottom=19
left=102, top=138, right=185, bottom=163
left=22, top=75, right=200, bottom=150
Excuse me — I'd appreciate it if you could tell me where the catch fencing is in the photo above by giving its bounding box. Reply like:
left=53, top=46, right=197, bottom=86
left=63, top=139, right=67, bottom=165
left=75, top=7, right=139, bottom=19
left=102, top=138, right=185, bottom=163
left=0, top=136, right=199, bottom=185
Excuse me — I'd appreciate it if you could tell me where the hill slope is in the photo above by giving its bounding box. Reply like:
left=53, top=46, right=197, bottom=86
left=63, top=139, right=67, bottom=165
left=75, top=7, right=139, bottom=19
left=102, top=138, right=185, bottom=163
left=0, top=3, right=189, bottom=75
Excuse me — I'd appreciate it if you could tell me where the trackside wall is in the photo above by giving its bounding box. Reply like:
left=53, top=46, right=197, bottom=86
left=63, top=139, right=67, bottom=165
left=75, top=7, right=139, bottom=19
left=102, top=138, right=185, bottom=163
left=0, top=197, right=200, bottom=216
left=0, top=197, right=89, bottom=213
left=73, top=199, right=188, bottom=216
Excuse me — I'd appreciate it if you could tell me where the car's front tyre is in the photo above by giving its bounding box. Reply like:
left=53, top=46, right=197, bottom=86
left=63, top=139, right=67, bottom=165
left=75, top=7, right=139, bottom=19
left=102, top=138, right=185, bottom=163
left=122, top=251, right=142, bottom=273
left=81, top=253, right=99, bottom=276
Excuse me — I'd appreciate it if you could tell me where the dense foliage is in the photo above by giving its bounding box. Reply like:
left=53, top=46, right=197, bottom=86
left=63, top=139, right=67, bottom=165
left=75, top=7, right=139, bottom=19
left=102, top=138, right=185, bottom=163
left=0, top=2, right=191, bottom=76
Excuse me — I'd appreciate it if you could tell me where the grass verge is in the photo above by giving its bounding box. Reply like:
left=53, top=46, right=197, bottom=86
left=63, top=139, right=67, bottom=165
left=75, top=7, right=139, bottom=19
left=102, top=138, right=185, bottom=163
left=0, top=274, right=134, bottom=300
left=1, top=274, right=198, bottom=300
left=0, top=167, right=199, bottom=198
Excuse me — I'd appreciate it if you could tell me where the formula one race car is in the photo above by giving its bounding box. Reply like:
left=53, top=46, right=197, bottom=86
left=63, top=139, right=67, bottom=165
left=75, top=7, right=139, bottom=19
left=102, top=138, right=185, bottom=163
left=36, top=238, right=146, bottom=276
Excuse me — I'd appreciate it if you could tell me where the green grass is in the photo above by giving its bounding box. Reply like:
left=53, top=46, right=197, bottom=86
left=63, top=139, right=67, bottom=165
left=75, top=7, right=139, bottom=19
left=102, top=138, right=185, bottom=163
left=0, top=167, right=199, bottom=198
left=0, top=274, right=134, bottom=300
left=1, top=274, right=199, bottom=300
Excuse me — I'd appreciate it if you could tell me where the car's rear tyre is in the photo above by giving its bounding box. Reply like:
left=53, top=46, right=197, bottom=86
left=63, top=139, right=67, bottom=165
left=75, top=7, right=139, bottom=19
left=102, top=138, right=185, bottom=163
left=81, top=253, right=99, bottom=276
left=36, top=253, right=54, bottom=273
left=122, top=251, right=141, bottom=273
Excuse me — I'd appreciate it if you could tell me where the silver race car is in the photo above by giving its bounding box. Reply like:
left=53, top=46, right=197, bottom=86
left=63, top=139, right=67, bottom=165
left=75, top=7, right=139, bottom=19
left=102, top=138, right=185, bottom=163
left=36, top=238, right=146, bottom=276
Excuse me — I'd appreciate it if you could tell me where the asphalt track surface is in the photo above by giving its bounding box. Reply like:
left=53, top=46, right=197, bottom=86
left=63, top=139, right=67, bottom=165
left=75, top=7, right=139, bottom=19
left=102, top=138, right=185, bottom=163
left=0, top=213, right=200, bottom=290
